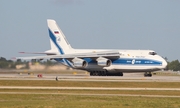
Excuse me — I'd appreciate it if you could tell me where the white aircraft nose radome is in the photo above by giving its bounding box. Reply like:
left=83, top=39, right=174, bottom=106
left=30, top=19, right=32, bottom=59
left=162, top=59, right=168, bottom=69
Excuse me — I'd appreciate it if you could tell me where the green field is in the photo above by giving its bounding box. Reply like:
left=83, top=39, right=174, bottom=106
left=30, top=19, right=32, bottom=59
left=0, top=80, right=180, bottom=108
left=1, top=89, right=180, bottom=96
left=0, top=94, right=180, bottom=108
left=0, top=80, right=180, bottom=88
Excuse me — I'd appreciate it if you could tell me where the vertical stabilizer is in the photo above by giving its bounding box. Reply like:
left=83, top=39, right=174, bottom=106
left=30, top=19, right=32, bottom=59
left=47, top=19, right=73, bottom=54
left=50, top=39, right=58, bottom=51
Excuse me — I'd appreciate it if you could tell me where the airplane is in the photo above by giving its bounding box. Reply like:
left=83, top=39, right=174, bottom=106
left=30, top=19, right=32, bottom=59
left=16, top=19, right=167, bottom=77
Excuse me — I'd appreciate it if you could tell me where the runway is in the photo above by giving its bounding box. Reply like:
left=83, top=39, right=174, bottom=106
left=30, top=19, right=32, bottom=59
left=0, top=73, right=180, bottom=82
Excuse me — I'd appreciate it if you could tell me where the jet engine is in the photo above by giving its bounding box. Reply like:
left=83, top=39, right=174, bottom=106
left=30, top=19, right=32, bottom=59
left=96, top=57, right=112, bottom=67
left=72, top=57, right=88, bottom=68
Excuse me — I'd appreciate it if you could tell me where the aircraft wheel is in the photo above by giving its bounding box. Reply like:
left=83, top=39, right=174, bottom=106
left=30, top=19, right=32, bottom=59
left=99, top=72, right=103, bottom=76
left=90, top=72, right=93, bottom=76
left=144, top=73, right=147, bottom=77
left=144, top=74, right=149, bottom=77
left=102, top=71, right=107, bottom=76
left=93, top=72, right=96, bottom=76
left=144, top=72, right=152, bottom=77
left=119, top=72, right=123, bottom=76
left=95, top=72, right=99, bottom=76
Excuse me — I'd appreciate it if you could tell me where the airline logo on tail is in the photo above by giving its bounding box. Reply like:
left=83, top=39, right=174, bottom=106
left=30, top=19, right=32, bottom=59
left=57, top=37, right=60, bottom=42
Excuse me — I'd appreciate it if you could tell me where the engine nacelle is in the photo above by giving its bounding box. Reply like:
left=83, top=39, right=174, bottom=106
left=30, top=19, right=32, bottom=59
left=96, top=57, right=112, bottom=67
left=72, top=58, right=88, bottom=68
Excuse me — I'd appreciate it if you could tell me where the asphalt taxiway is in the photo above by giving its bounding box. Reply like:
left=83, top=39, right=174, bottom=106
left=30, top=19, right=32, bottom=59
left=0, top=73, right=180, bottom=82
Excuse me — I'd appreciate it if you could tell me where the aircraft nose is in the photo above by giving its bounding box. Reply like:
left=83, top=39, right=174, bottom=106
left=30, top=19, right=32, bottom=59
left=162, top=59, right=167, bottom=69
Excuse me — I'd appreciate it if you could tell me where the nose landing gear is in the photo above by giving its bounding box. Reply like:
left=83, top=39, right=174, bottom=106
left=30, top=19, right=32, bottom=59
left=144, top=72, right=152, bottom=77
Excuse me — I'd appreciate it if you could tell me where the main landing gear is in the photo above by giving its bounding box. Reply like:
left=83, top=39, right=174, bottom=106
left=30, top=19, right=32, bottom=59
left=144, top=72, right=152, bottom=77
left=90, top=71, right=123, bottom=76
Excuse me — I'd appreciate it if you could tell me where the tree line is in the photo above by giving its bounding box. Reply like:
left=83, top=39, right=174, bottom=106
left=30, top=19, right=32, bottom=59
left=0, top=57, right=180, bottom=71
left=0, top=57, right=58, bottom=69
left=166, top=60, right=180, bottom=71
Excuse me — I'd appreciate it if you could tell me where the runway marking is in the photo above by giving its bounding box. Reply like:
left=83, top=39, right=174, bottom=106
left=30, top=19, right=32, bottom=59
left=0, top=92, right=179, bottom=98
left=0, top=86, right=180, bottom=90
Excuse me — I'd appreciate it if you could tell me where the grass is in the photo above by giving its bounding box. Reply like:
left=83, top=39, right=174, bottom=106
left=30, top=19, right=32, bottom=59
left=0, top=80, right=180, bottom=108
left=0, top=89, right=180, bottom=96
left=0, top=94, right=180, bottom=108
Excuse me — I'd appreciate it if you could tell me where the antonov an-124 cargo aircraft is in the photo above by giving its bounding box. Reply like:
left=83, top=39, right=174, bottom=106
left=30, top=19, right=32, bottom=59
left=16, top=19, right=167, bottom=77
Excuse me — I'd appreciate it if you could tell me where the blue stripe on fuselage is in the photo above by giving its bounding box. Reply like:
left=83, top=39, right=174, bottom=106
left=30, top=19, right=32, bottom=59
left=112, top=58, right=162, bottom=65
left=82, top=58, right=162, bottom=66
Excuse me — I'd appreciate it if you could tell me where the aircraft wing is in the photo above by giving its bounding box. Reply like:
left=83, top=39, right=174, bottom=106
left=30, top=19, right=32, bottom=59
left=19, top=51, right=57, bottom=55
left=15, top=51, right=120, bottom=60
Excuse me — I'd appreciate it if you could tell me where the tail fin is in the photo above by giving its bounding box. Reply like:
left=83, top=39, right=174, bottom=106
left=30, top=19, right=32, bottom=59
left=49, top=39, right=58, bottom=51
left=47, top=19, right=73, bottom=54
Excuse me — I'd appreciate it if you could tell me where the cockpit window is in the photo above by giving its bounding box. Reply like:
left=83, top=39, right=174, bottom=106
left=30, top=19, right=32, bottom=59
left=149, top=52, right=157, bottom=55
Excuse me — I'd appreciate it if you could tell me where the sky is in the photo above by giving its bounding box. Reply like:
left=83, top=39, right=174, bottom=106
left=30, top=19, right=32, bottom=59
left=0, top=0, right=180, bottom=61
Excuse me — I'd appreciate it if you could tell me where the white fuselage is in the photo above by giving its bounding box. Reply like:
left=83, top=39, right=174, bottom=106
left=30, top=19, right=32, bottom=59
left=55, top=48, right=167, bottom=73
